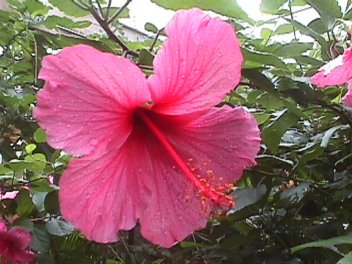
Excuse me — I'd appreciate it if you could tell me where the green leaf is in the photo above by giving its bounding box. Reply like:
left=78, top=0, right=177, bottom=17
left=274, top=23, right=295, bottom=35
left=151, top=0, right=253, bottom=23
left=230, top=184, right=267, bottom=213
left=253, top=112, right=271, bottom=125
left=31, top=224, right=51, bottom=252
left=44, top=191, right=60, bottom=214
left=31, top=179, right=57, bottom=192
left=43, top=16, right=92, bottom=29
left=257, top=92, right=285, bottom=110
left=289, top=19, right=329, bottom=59
left=242, top=69, right=276, bottom=93
left=34, top=128, right=47, bottom=143
left=260, top=0, right=286, bottom=14
left=32, top=192, right=47, bottom=212
left=107, top=260, right=124, bottom=264
left=246, top=90, right=266, bottom=105
left=0, top=10, right=14, bottom=24
left=292, top=0, right=306, bottom=6
left=144, top=22, right=158, bottom=34
left=24, top=153, right=47, bottom=173
left=294, top=55, right=323, bottom=66
left=180, top=241, right=203, bottom=248
left=344, top=6, right=352, bottom=19
left=291, top=232, right=352, bottom=253
left=280, top=182, right=310, bottom=203
left=0, top=166, right=14, bottom=179
left=262, top=110, right=300, bottom=153
left=46, top=217, right=74, bottom=236
left=25, top=143, right=36, bottom=154
left=272, top=42, right=313, bottom=57
left=297, top=143, right=324, bottom=165
left=305, top=0, right=342, bottom=29
left=242, top=47, right=287, bottom=69
left=337, top=252, right=352, bottom=264
left=102, top=6, right=130, bottom=20
left=49, top=0, right=90, bottom=17
left=233, top=222, right=254, bottom=236
left=24, top=0, right=50, bottom=16
left=308, top=18, right=327, bottom=34
left=260, top=28, right=273, bottom=40
left=138, top=48, right=155, bottom=66
left=36, top=253, right=56, bottom=264
left=15, top=189, right=34, bottom=217
left=12, top=218, right=34, bottom=231
left=151, top=260, right=165, bottom=264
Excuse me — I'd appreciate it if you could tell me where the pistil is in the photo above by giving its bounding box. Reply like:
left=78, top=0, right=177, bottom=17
left=137, top=109, right=234, bottom=208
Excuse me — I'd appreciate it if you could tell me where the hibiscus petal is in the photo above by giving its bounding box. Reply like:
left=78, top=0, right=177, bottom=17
left=0, top=220, right=6, bottom=232
left=34, top=44, right=150, bottom=155
left=172, top=107, right=260, bottom=183
left=311, top=48, right=352, bottom=87
left=59, top=129, right=152, bottom=243
left=139, top=150, right=212, bottom=248
left=8, top=227, right=31, bottom=249
left=148, top=8, right=243, bottom=115
left=1, top=190, right=18, bottom=200
left=140, top=106, right=260, bottom=247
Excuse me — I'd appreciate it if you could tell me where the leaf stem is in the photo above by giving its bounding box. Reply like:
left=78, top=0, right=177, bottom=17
left=119, top=232, right=136, bottom=264
left=90, top=6, right=137, bottom=56
left=108, top=245, right=124, bottom=262
left=31, top=33, right=38, bottom=86
left=149, top=28, right=163, bottom=52
left=258, top=6, right=311, bottom=26
left=288, top=0, right=304, bottom=72
left=104, top=0, right=113, bottom=21
left=107, top=0, right=132, bottom=24
left=288, top=0, right=298, bottom=41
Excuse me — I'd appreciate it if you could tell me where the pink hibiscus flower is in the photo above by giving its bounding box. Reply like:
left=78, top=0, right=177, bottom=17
left=33, top=8, right=261, bottom=247
left=311, top=46, right=352, bottom=106
left=0, top=191, right=18, bottom=200
left=0, top=220, right=35, bottom=263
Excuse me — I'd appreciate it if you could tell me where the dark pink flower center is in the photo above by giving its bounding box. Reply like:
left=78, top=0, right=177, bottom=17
left=135, top=107, right=234, bottom=209
left=0, top=234, right=17, bottom=260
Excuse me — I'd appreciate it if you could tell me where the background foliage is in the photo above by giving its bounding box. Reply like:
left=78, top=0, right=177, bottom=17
left=1, top=0, right=352, bottom=263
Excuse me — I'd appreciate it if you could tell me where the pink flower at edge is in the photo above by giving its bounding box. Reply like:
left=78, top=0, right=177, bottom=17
left=33, top=8, right=261, bottom=247
left=311, top=46, right=352, bottom=107
left=0, top=191, right=18, bottom=200
left=0, top=220, right=35, bottom=263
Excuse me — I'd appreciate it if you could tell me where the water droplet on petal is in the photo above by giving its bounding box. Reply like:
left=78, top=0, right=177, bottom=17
left=89, top=138, right=98, bottom=146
